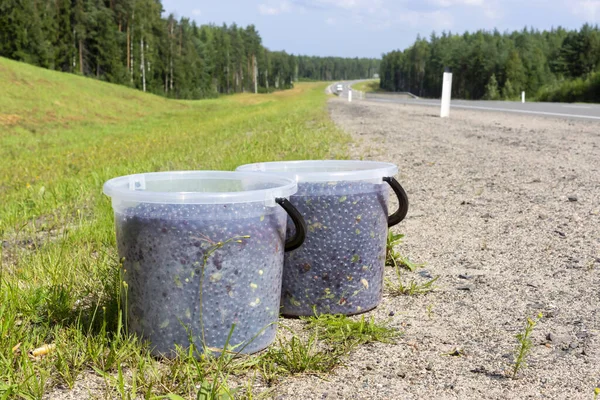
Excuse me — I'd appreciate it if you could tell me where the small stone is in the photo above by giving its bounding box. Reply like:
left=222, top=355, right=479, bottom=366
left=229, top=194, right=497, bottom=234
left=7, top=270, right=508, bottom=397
left=366, top=365, right=373, bottom=370
left=569, top=341, right=579, bottom=349
left=575, top=331, right=589, bottom=339
left=388, top=311, right=395, bottom=317
left=397, top=372, right=406, bottom=378
left=458, top=274, right=472, bottom=280
left=568, top=196, right=578, bottom=202
left=457, top=285, right=472, bottom=291
left=546, top=332, right=569, bottom=345
left=418, top=270, right=433, bottom=279
left=481, top=213, right=492, bottom=219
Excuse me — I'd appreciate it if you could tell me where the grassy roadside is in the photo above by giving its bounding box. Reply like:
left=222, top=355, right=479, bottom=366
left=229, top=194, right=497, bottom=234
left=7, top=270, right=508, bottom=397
left=351, top=80, right=381, bottom=93
left=0, top=57, right=360, bottom=399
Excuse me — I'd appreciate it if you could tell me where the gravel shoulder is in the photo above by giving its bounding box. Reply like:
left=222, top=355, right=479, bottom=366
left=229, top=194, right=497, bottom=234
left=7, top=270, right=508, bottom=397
left=271, top=98, right=600, bottom=399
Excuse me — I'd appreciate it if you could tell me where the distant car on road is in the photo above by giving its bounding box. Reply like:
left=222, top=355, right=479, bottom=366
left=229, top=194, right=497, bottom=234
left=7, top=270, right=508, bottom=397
left=336, top=84, right=343, bottom=93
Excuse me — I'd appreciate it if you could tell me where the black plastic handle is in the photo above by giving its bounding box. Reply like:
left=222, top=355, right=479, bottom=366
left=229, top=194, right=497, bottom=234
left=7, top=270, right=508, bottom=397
left=383, top=176, right=409, bottom=227
left=275, top=198, right=307, bottom=252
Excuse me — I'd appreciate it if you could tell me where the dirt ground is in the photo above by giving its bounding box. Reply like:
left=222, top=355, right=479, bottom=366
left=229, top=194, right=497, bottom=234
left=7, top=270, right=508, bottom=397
left=268, top=98, right=600, bottom=399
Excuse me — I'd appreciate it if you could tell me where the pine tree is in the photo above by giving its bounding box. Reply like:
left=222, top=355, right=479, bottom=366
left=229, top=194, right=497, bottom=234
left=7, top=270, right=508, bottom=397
left=484, top=74, right=499, bottom=100
left=503, top=78, right=515, bottom=100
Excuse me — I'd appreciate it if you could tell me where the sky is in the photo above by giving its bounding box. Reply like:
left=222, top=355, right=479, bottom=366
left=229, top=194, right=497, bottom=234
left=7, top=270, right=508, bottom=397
left=160, top=0, right=600, bottom=58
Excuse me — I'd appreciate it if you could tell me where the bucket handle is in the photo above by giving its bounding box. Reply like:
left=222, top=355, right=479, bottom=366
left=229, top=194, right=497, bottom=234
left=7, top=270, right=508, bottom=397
left=275, top=198, right=307, bottom=252
left=383, top=177, right=409, bottom=227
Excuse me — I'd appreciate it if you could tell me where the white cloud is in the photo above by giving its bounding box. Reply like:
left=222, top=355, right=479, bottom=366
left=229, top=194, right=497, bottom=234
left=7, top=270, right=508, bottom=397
left=297, top=0, right=385, bottom=14
left=191, top=9, right=201, bottom=16
left=424, top=0, right=502, bottom=20
left=432, top=0, right=483, bottom=6
left=259, top=1, right=293, bottom=15
left=319, top=0, right=381, bottom=10
left=298, top=0, right=388, bottom=28
left=397, top=9, right=455, bottom=30
left=570, top=0, right=600, bottom=21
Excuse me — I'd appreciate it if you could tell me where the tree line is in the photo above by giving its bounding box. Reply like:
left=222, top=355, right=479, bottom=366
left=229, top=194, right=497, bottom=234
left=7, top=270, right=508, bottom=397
left=379, top=25, right=600, bottom=102
left=0, top=0, right=379, bottom=99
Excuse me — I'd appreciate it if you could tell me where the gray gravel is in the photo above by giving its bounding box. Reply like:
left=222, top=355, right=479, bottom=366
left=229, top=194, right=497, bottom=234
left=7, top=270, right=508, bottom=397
left=269, top=98, right=600, bottom=399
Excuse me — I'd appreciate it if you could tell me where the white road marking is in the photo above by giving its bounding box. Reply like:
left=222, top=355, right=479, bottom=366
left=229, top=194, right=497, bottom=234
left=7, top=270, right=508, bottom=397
left=562, top=105, right=591, bottom=109
left=367, top=98, right=600, bottom=121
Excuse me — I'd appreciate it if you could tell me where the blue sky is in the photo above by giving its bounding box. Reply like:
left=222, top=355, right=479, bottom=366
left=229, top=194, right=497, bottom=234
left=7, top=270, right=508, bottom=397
left=160, top=0, right=600, bottom=58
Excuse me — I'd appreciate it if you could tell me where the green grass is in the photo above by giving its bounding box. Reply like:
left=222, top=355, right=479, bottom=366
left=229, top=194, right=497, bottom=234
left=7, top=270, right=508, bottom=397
left=385, top=266, right=438, bottom=296
left=351, top=80, right=381, bottom=93
left=386, top=230, right=425, bottom=272
left=302, top=313, right=400, bottom=351
left=511, top=313, right=542, bottom=379
left=260, top=332, right=341, bottom=378
left=0, top=56, right=350, bottom=399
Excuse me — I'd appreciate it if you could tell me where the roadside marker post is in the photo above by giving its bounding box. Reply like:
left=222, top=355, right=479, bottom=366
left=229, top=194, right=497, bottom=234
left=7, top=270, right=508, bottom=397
left=440, top=67, right=452, bottom=118
left=522, top=91, right=525, bottom=103
left=348, top=89, right=352, bottom=103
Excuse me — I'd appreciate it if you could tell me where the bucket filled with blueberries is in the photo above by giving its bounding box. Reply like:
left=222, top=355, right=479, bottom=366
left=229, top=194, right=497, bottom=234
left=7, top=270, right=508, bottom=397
left=236, top=161, right=409, bottom=316
left=103, top=171, right=306, bottom=357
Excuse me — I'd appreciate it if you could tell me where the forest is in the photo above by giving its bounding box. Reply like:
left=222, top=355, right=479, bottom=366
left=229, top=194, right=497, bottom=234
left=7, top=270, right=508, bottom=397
left=0, top=0, right=379, bottom=99
left=379, top=25, right=600, bottom=102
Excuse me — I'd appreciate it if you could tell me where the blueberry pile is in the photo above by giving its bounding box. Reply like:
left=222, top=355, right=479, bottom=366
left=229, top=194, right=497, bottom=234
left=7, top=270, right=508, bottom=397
left=282, top=181, right=389, bottom=316
left=114, top=202, right=286, bottom=357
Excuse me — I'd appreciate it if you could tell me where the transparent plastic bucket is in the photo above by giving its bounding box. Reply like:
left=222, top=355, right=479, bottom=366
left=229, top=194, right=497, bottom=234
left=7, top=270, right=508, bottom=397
left=236, top=161, right=409, bottom=316
left=103, top=171, right=306, bottom=356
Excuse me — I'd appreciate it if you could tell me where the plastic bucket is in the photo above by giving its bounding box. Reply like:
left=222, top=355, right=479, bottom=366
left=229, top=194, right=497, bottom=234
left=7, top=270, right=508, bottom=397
left=236, top=161, right=408, bottom=316
left=103, top=171, right=306, bottom=356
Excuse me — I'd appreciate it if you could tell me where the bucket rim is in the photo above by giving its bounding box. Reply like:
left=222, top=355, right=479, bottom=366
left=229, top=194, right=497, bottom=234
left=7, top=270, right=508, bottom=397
left=236, top=160, right=398, bottom=183
left=102, top=170, right=297, bottom=205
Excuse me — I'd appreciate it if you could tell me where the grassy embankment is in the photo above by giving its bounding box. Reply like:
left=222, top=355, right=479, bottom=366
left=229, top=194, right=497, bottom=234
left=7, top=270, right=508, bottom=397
left=350, top=79, right=382, bottom=93
left=0, top=56, right=366, bottom=398
left=535, top=72, right=600, bottom=102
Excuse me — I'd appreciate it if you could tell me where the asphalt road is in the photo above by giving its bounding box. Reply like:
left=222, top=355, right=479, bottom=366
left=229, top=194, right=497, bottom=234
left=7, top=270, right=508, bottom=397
left=330, top=81, right=600, bottom=121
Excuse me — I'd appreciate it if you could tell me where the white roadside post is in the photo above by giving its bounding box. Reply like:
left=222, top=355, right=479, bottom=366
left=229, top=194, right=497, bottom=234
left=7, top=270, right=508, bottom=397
left=440, top=68, right=452, bottom=118
left=348, top=89, right=352, bottom=102
left=522, top=91, right=525, bottom=103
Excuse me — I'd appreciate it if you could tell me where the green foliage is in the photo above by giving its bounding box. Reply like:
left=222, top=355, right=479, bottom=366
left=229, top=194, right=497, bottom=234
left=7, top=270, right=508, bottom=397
left=484, top=74, right=500, bottom=100
left=386, top=231, right=405, bottom=266
left=504, top=50, right=526, bottom=93
left=502, top=79, right=516, bottom=100
left=536, top=72, right=600, bottom=102
left=297, top=56, right=379, bottom=81
left=0, top=60, right=349, bottom=398
left=302, top=313, right=400, bottom=350
left=386, top=230, right=424, bottom=272
left=380, top=25, right=600, bottom=102
left=261, top=333, right=340, bottom=376
left=511, top=312, right=542, bottom=379
left=351, top=79, right=381, bottom=93
left=385, top=266, right=438, bottom=296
